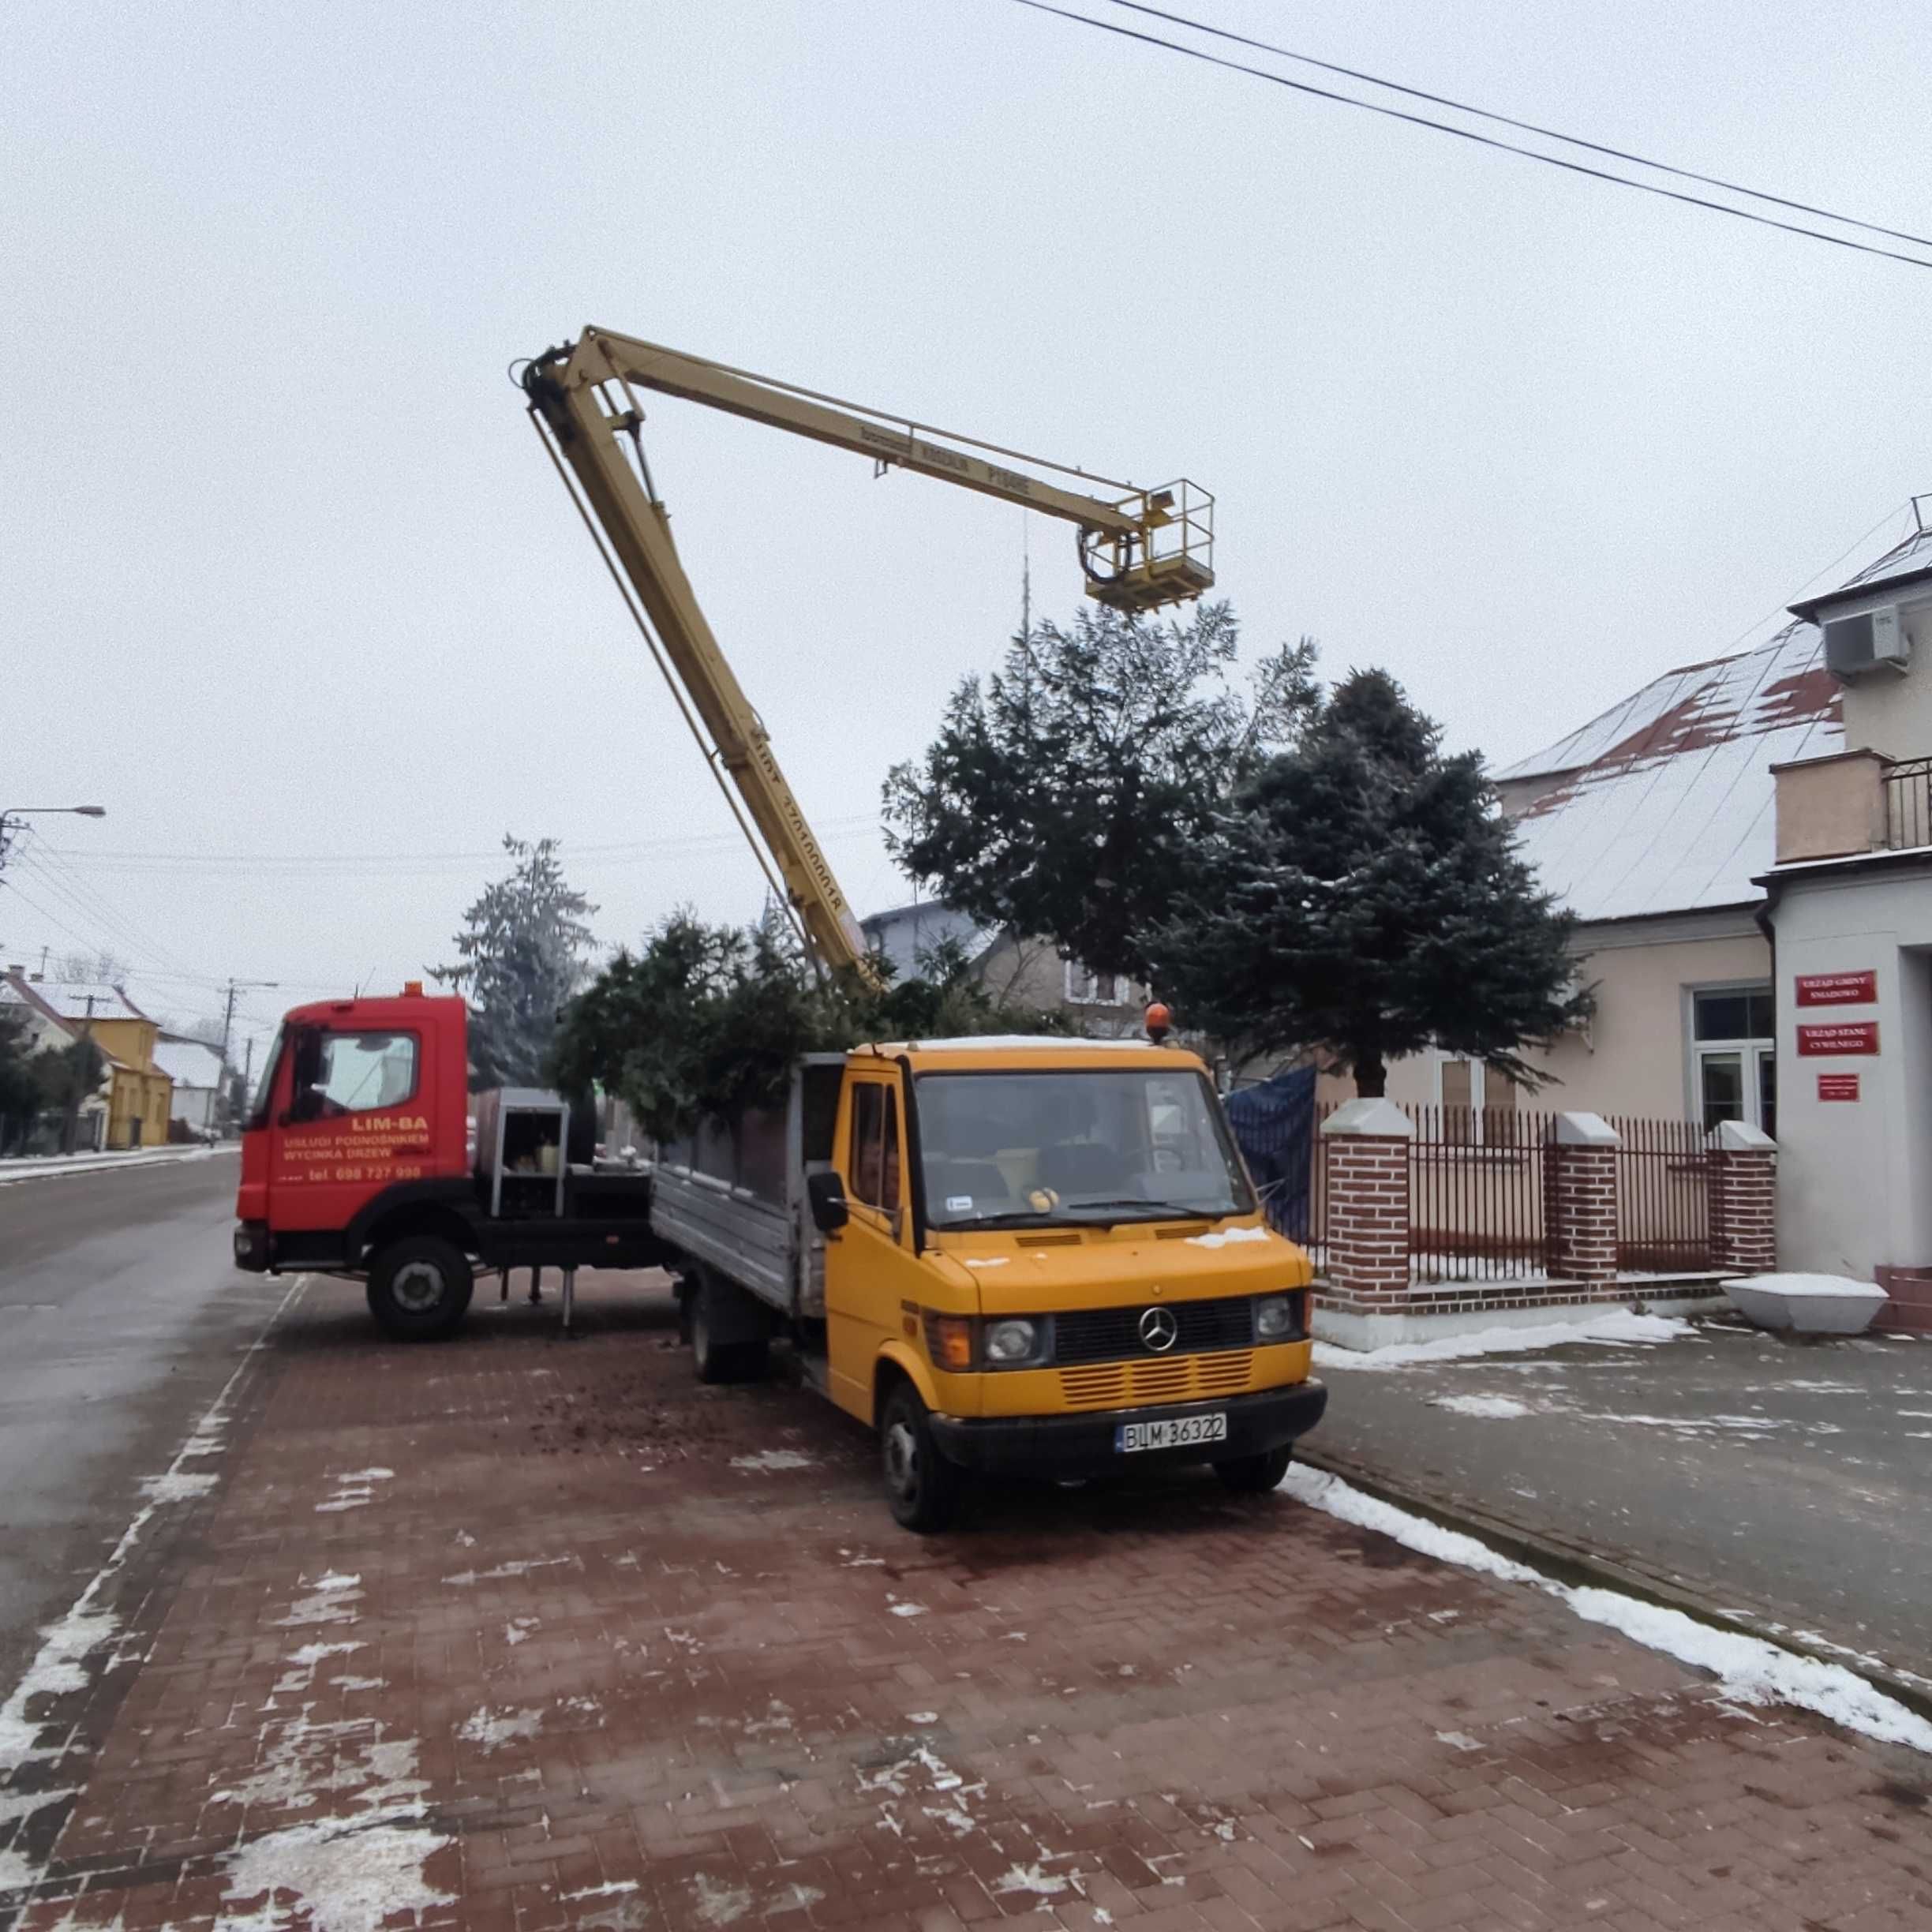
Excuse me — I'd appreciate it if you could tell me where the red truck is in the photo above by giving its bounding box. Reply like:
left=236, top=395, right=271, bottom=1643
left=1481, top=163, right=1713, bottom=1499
left=233, top=985, right=663, bottom=1337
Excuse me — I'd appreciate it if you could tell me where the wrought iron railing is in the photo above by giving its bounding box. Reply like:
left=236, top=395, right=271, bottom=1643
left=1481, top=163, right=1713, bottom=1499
left=1883, top=756, right=1932, bottom=852
left=1610, top=1114, right=1713, bottom=1274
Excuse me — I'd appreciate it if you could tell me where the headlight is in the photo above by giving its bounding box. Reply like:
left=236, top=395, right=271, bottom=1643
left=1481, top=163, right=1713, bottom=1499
left=1254, top=1294, right=1297, bottom=1341
left=983, top=1318, right=1042, bottom=1365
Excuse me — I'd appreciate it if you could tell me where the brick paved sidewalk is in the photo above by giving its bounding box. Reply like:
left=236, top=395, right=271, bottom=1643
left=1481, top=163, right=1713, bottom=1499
left=3, top=1274, right=1930, bottom=1932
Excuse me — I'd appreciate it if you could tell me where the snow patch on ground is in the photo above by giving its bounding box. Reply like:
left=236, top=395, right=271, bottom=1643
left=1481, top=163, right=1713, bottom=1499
left=139, top=1470, right=219, bottom=1505
left=272, top=1642, right=365, bottom=1697
left=442, top=1556, right=576, bottom=1586
left=889, top=1601, right=927, bottom=1618
left=1283, top=1466, right=1932, bottom=1756
left=504, top=1618, right=538, bottom=1647
left=691, top=1872, right=752, bottom=1923
left=278, top=1574, right=363, bottom=1630
left=993, top=1863, right=1072, bottom=1896
left=729, top=1450, right=815, bottom=1473
left=1435, top=1730, right=1484, bottom=1752
left=455, top=1705, right=544, bottom=1752
left=1429, top=1395, right=1531, bottom=1419
left=1316, top=1310, right=1693, bottom=1372
left=215, top=1810, right=450, bottom=1932
left=316, top=1468, right=395, bottom=1515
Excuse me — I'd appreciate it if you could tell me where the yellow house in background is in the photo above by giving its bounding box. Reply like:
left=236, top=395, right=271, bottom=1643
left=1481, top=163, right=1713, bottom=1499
left=1, top=972, right=174, bottom=1148
left=92, top=1020, right=174, bottom=1149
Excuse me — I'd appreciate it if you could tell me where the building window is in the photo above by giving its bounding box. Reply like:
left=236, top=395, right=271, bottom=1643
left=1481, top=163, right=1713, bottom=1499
left=1690, top=985, right=1775, bottom=1136
left=1435, top=1056, right=1521, bottom=1144
left=1065, top=961, right=1123, bottom=1005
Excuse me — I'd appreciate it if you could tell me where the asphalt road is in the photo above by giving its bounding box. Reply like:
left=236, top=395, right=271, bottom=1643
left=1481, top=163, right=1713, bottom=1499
left=0, top=1149, right=271, bottom=1689
left=1312, top=1315, right=1932, bottom=1681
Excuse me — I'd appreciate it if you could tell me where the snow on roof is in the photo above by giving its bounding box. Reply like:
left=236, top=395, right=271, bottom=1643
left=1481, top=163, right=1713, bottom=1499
left=1789, top=524, right=1932, bottom=620
left=1498, top=621, right=1840, bottom=923
left=14, top=979, right=154, bottom=1023
left=153, top=1037, right=225, bottom=1088
left=859, top=900, right=1001, bottom=979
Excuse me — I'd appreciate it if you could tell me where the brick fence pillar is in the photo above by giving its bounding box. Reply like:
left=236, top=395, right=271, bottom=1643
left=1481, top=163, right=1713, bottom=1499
left=1320, top=1099, right=1415, bottom=1317
left=1708, top=1119, right=1777, bottom=1275
left=1548, top=1112, right=1620, bottom=1291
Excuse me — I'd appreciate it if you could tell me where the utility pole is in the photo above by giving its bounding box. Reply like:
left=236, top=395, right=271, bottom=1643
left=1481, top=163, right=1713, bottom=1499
left=218, top=979, right=279, bottom=1134
left=64, top=993, right=99, bottom=1155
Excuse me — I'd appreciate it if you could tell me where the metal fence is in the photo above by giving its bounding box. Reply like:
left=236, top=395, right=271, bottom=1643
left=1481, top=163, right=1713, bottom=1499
left=1884, top=756, right=1932, bottom=852
left=1406, top=1105, right=1556, bottom=1283
left=1611, top=1114, right=1713, bottom=1273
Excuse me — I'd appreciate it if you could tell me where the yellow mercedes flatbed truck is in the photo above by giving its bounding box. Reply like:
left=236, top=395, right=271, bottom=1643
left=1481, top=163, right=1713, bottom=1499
left=650, top=1037, right=1324, bottom=1530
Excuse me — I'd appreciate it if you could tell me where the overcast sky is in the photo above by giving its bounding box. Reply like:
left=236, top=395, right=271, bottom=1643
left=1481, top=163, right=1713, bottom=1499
left=5, top=0, right=1930, bottom=1059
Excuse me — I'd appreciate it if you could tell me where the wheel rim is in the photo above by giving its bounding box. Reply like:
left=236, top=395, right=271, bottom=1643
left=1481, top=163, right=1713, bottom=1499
left=883, top=1416, right=919, bottom=1500
left=391, top=1260, right=445, bottom=1314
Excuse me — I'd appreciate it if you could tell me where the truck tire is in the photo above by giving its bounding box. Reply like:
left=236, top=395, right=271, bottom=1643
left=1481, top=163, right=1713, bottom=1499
left=366, top=1235, right=474, bottom=1342
left=880, top=1380, right=963, bottom=1533
left=1213, top=1444, right=1294, bottom=1496
left=690, top=1273, right=769, bottom=1384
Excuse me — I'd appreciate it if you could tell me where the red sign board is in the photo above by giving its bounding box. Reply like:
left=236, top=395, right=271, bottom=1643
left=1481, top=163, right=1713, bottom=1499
left=1818, top=1073, right=1861, bottom=1101
left=1796, top=971, right=1878, bottom=1007
left=1798, top=1021, right=1879, bottom=1057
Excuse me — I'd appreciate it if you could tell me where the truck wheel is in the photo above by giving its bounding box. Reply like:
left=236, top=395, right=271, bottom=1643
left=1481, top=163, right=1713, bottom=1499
left=1213, top=1444, right=1294, bottom=1495
left=881, top=1381, right=962, bottom=1533
left=366, top=1236, right=474, bottom=1341
left=691, top=1275, right=769, bottom=1384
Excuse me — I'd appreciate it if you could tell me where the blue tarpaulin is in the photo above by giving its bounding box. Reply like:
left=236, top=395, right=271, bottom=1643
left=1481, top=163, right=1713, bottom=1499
left=1223, top=1067, right=1317, bottom=1241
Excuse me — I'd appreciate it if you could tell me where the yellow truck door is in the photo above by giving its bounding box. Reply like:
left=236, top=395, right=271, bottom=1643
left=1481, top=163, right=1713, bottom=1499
left=823, top=1069, right=926, bottom=1422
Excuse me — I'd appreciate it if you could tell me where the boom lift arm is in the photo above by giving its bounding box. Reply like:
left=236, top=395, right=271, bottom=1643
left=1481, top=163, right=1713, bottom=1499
left=521, top=328, right=1214, bottom=978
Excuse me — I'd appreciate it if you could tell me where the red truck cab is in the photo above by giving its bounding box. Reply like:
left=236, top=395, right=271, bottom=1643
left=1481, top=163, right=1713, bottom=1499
left=234, top=986, right=661, bottom=1338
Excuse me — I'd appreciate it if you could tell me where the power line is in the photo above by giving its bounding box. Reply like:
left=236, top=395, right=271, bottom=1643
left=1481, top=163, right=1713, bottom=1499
left=1096, top=0, right=1932, bottom=254
left=36, top=815, right=886, bottom=877
left=1012, top=0, right=1932, bottom=275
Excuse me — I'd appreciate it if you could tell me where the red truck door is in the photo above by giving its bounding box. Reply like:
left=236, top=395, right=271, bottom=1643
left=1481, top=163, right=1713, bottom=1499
left=266, top=1021, right=437, bottom=1234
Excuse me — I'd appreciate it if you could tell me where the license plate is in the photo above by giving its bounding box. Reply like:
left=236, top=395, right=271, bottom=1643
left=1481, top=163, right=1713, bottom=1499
left=1115, top=1412, right=1228, bottom=1454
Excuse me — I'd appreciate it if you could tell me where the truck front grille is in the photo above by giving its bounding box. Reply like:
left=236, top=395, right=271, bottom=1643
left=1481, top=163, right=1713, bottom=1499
left=1058, top=1350, right=1256, bottom=1410
left=1054, top=1294, right=1257, bottom=1365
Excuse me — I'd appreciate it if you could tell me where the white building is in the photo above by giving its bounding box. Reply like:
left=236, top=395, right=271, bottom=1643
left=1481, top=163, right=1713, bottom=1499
left=153, top=1035, right=227, bottom=1136
left=1765, top=522, right=1932, bottom=1332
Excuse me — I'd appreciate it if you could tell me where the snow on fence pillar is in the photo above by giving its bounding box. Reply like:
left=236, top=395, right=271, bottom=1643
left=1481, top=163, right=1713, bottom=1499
left=1708, top=1119, right=1777, bottom=1275
left=1548, top=1112, right=1620, bottom=1290
left=1320, top=1099, right=1414, bottom=1312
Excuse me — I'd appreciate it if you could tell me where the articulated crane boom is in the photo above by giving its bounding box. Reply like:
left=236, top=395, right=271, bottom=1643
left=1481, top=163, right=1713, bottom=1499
left=521, top=328, right=1214, bottom=979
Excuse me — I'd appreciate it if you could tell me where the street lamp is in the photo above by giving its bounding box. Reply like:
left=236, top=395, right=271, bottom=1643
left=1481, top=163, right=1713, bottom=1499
left=1, top=804, right=107, bottom=861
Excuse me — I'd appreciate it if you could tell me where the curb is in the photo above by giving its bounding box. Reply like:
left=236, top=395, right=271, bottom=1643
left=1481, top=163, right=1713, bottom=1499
left=1297, top=1440, right=1932, bottom=1732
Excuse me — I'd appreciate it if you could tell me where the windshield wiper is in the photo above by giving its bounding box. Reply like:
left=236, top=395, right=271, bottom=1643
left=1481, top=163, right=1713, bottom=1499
left=1062, top=1198, right=1246, bottom=1224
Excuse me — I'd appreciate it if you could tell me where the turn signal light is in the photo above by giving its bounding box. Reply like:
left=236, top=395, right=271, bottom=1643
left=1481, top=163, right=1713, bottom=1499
left=923, top=1312, right=975, bottom=1372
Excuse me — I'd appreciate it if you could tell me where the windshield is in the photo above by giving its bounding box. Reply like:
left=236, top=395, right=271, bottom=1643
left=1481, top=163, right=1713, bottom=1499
left=915, top=1068, right=1253, bottom=1229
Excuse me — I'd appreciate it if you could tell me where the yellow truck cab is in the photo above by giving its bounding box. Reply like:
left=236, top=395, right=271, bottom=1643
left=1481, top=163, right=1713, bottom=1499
left=650, top=1035, right=1325, bottom=1530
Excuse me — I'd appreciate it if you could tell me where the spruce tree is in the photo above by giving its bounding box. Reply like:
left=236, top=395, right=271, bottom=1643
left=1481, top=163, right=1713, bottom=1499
left=883, top=601, right=1317, bottom=982
left=1144, top=670, right=1588, bottom=1095
left=431, top=837, right=598, bottom=1089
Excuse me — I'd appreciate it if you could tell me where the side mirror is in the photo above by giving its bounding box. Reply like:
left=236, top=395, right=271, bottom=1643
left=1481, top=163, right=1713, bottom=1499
left=807, top=1170, right=849, bottom=1234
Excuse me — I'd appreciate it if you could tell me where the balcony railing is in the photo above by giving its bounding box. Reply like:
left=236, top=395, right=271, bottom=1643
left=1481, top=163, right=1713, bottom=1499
left=1884, top=757, right=1932, bottom=852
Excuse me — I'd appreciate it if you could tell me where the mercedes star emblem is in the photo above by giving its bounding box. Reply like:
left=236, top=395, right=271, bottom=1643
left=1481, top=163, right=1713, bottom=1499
left=1138, top=1306, right=1179, bottom=1353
